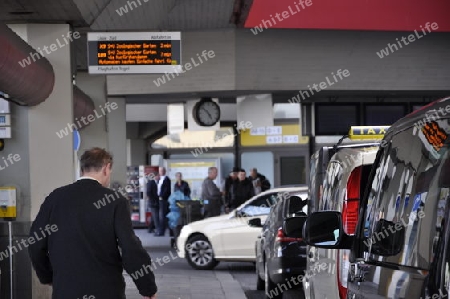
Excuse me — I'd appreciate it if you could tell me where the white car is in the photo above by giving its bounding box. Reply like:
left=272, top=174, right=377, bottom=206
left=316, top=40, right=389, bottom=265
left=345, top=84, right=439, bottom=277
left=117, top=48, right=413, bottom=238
left=176, top=186, right=308, bottom=270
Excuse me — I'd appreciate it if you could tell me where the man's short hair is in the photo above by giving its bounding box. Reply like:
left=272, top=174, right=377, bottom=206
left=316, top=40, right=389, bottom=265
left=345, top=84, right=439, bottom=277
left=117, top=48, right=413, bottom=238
left=208, top=167, right=217, bottom=174
left=80, top=148, right=113, bottom=173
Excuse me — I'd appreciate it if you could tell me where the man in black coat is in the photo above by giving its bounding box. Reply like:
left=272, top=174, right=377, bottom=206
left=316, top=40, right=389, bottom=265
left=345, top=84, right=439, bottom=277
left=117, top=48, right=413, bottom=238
left=147, top=173, right=160, bottom=235
left=157, top=166, right=171, bottom=236
left=231, top=169, right=255, bottom=209
left=224, top=167, right=239, bottom=212
left=28, top=148, right=157, bottom=299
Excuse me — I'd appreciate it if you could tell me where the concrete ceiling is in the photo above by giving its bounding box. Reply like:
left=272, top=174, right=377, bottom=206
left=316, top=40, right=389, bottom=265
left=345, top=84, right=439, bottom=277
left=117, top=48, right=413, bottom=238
left=1, top=0, right=241, bottom=70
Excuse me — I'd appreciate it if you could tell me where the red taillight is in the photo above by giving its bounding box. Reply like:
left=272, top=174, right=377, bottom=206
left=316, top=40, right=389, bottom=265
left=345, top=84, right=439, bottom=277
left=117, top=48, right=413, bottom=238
left=343, top=166, right=361, bottom=235
left=336, top=250, right=350, bottom=299
left=276, top=228, right=303, bottom=242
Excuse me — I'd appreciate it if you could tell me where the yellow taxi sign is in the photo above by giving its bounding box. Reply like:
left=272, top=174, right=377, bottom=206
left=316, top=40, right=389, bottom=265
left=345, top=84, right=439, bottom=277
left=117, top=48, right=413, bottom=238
left=348, top=126, right=390, bottom=140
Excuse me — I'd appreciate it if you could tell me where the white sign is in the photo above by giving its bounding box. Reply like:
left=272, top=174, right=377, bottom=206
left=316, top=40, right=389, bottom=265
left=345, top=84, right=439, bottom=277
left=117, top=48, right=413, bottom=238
left=0, top=98, right=10, bottom=114
left=250, top=127, right=266, bottom=135
left=283, top=135, right=299, bottom=143
left=167, top=159, right=221, bottom=201
left=266, top=126, right=282, bottom=135
left=266, top=135, right=282, bottom=144
left=167, top=104, right=185, bottom=135
left=0, top=127, right=11, bottom=138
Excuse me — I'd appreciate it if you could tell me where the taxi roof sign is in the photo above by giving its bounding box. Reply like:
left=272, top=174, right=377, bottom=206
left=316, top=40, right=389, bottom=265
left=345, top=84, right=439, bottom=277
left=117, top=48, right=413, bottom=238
left=348, top=126, right=390, bottom=140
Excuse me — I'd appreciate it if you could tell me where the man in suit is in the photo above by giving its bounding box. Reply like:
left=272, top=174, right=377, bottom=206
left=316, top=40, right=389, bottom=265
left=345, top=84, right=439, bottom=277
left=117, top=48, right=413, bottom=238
left=146, top=172, right=160, bottom=235
left=28, top=147, right=157, bottom=299
left=157, top=166, right=171, bottom=236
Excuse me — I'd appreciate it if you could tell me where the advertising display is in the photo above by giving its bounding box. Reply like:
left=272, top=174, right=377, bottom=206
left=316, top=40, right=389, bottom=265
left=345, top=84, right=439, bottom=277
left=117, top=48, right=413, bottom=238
left=166, top=159, right=222, bottom=201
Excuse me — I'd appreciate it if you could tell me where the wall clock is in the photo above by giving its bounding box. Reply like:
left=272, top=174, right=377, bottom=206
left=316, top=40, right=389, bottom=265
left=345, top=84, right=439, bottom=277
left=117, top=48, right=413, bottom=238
left=193, top=98, right=220, bottom=127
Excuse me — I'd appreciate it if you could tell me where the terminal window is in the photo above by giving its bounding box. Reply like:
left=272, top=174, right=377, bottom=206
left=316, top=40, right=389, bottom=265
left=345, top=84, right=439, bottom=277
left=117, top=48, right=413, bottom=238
left=315, top=104, right=358, bottom=135
left=280, top=156, right=306, bottom=185
left=365, top=105, right=406, bottom=126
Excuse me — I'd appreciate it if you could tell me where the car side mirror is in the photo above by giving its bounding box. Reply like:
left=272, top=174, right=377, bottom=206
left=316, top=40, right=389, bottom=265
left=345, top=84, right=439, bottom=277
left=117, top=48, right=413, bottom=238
left=303, top=211, right=352, bottom=249
left=248, top=218, right=262, bottom=227
left=283, top=216, right=307, bottom=238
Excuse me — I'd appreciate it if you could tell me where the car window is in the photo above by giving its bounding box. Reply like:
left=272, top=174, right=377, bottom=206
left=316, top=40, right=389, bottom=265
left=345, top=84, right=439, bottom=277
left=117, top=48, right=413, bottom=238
left=240, top=192, right=277, bottom=216
left=240, top=190, right=294, bottom=217
left=363, top=119, right=450, bottom=269
left=320, top=161, right=343, bottom=211
left=284, top=195, right=308, bottom=217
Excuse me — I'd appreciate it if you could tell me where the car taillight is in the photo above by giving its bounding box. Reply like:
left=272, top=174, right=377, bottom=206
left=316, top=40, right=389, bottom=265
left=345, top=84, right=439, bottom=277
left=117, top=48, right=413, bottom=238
left=343, top=166, right=361, bottom=235
left=336, top=250, right=350, bottom=299
left=276, top=228, right=303, bottom=243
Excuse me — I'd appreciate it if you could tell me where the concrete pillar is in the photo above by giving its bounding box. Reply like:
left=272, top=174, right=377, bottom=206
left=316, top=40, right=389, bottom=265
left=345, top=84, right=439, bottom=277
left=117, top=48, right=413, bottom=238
left=0, top=24, right=74, bottom=299
left=128, top=139, right=147, bottom=166
left=107, top=97, right=127, bottom=187
left=75, top=73, right=108, bottom=157
left=126, top=122, right=147, bottom=166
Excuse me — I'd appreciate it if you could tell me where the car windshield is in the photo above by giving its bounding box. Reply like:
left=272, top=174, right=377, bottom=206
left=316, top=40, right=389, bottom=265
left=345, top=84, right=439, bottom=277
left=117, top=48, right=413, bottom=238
left=363, top=117, right=450, bottom=268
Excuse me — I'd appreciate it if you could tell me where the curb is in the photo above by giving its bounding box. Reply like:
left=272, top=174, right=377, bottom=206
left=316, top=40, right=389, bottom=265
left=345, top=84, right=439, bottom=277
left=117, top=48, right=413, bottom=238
left=215, top=271, right=247, bottom=299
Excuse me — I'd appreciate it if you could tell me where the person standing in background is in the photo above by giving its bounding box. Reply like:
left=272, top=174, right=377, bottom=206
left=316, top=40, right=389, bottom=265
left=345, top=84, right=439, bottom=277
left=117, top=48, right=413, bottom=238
left=146, top=173, right=160, bottom=234
left=157, top=166, right=171, bottom=236
left=201, top=167, right=223, bottom=217
left=224, top=167, right=239, bottom=212
left=249, top=168, right=271, bottom=194
left=174, top=172, right=191, bottom=197
left=232, top=169, right=254, bottom=209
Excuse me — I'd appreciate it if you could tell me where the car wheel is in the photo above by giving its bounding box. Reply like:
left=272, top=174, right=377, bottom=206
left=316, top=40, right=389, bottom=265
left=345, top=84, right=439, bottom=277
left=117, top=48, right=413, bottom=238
left=265, top=261, right=282, bottom=299
left=256, top=261, right=265, bottom=290
left=185, top=235, right=219, bottom=270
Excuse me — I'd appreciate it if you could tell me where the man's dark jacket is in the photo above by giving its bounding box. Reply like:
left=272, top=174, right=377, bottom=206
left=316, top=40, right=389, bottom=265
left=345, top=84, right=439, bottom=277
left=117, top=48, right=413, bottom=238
left=224, top=176, right=237, bottom=207
left=232, top=178, right=255, bottom=207
left=28, top=179, right=157, bottom=299
left=250, top=173, right=271, bottom=191
left=147, top=179, right=159, bottom=208
left=159, top=176, right=171, bottom=200
left=174, top=180, right=191, bottom=197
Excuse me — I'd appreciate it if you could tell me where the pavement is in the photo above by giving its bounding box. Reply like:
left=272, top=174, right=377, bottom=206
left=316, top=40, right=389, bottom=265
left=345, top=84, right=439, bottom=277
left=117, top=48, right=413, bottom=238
left=124, top=229, right=247, bottom=299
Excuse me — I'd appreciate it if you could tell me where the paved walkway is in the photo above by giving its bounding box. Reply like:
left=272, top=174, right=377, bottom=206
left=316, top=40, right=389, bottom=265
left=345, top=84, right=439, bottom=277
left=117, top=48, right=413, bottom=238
left=125, top=229, right=247, bottom=299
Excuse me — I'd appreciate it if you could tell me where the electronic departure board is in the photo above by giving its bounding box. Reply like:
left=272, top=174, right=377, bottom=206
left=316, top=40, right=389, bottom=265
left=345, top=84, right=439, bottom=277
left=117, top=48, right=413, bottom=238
left=87, top=32, right=181, bottom=74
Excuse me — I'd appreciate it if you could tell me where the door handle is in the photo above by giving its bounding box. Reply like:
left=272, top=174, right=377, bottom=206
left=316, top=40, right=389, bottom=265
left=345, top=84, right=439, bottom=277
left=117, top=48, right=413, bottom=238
left=308, top=252, right=314, bottom=259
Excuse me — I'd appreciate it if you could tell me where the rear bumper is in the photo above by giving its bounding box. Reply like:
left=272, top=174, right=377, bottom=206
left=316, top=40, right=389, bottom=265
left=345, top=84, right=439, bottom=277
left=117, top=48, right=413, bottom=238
left=269, top=256, right=307, bottom=285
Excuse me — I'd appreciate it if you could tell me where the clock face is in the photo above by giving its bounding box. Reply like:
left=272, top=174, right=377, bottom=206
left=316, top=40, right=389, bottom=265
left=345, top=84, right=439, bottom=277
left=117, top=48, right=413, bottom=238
left=195, top=100, right=220, bottom=126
